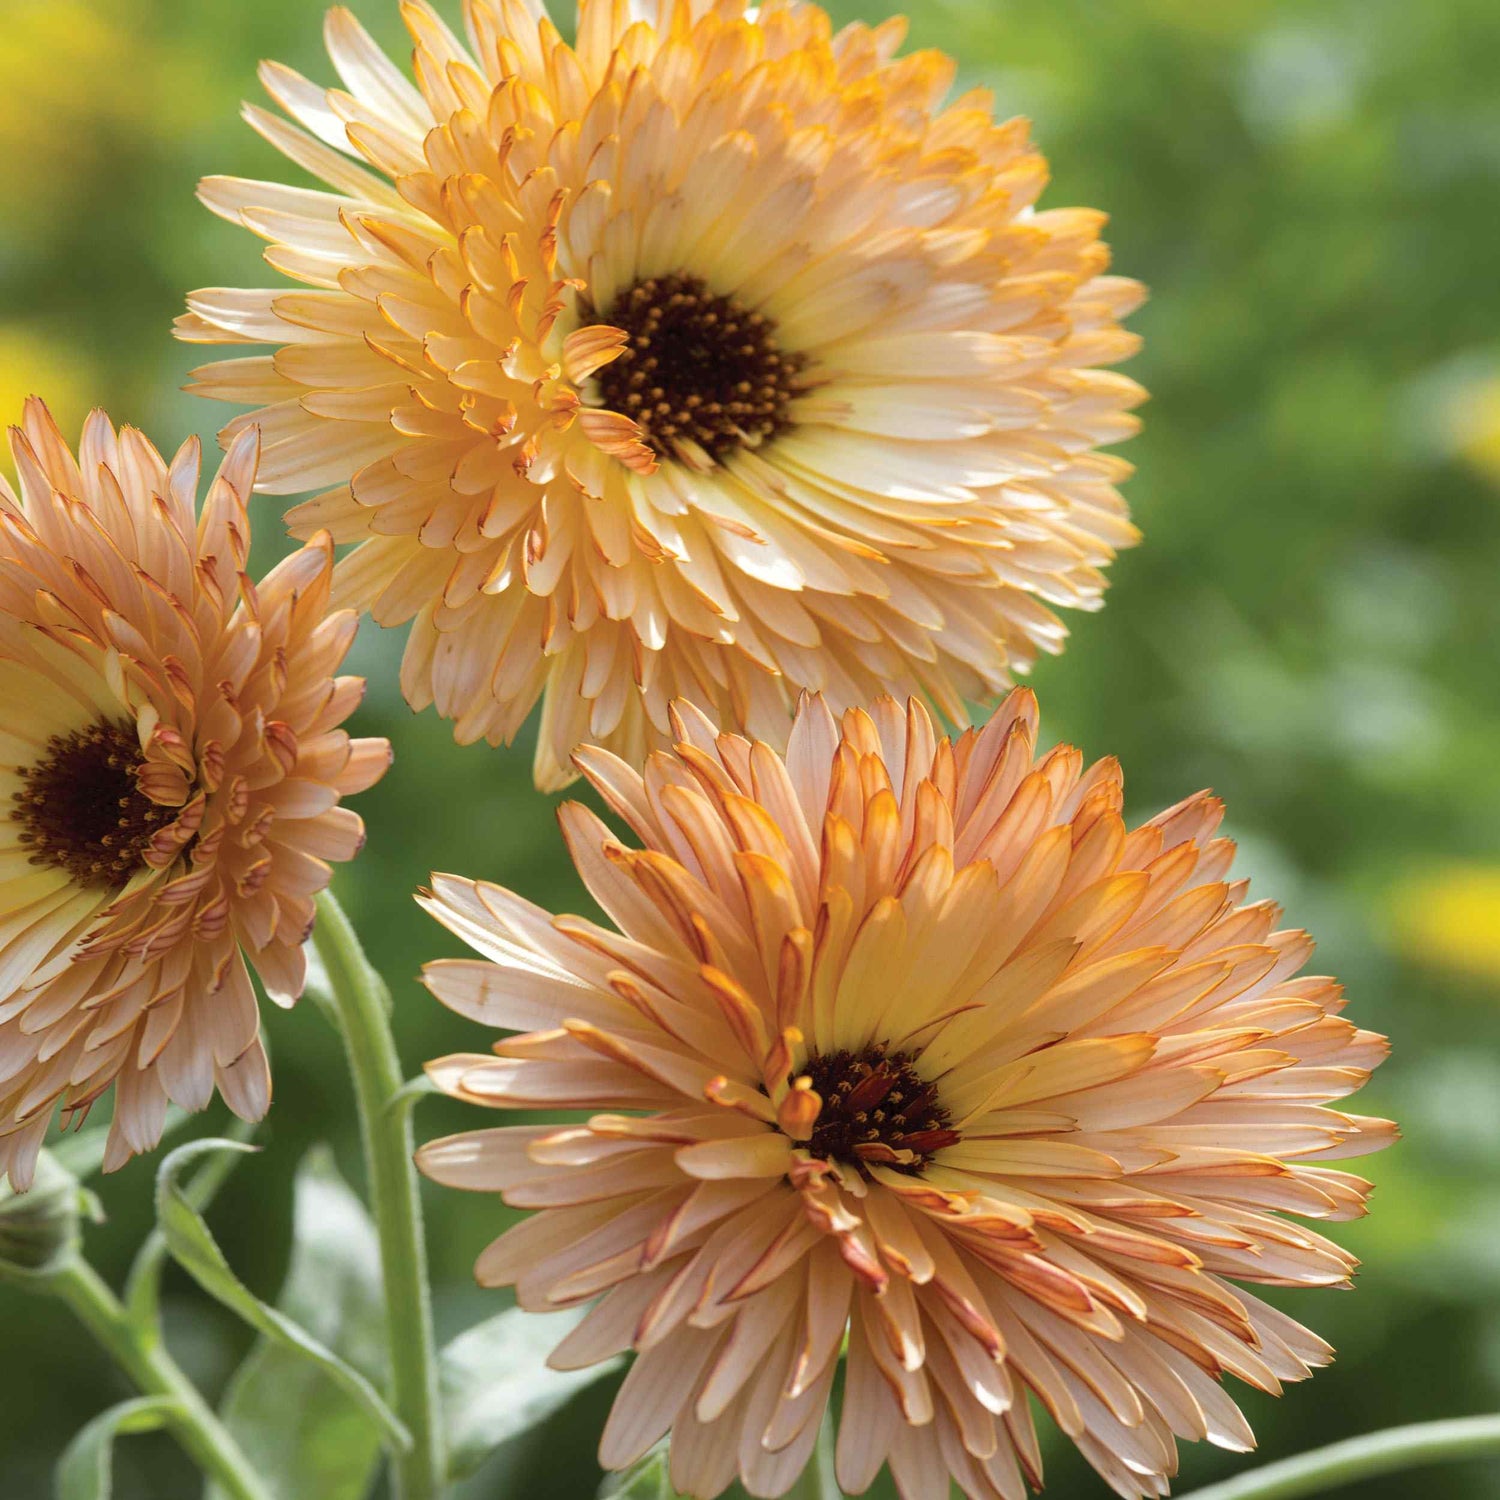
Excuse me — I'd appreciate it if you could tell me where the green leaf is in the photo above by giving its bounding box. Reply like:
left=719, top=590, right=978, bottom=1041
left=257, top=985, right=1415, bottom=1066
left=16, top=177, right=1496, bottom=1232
left=56, top=1396, right=178, bottom=1500
left=204, top=1147, right=387, bottom=1500
left=597, top=1448, right=680, bottom=1500
left=153, top=1138, right=409, bottom=1454
left=126, top=1119, right=254, bottom=1334
left=388, top=1072, right=439, bottom=1126
left=440, top=1305, right=621, bottom=1480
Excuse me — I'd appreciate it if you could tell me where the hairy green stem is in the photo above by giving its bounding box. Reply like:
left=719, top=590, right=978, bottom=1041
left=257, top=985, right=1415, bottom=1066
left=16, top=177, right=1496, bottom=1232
left=54, top=1258, right=272, bottom=1500
left=1180, top=1415, right=1500, bottom=1500
left=313, top=887, right=444, bottom=1500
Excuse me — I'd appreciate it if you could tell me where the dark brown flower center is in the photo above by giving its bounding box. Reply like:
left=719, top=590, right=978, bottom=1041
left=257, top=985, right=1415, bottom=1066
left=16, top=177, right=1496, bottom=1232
left=592, top=273, right=807, bottom=462
left=803, top=1044, right=959, bottom=1175
left=13, top=720, right=168, bottom=888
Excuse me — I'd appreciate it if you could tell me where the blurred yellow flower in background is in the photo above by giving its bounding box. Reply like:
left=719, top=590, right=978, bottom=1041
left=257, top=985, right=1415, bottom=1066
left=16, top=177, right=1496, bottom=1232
left=1388, top=863, right=1500, bottom=982
left=0, top=0, right=213, bottom=218
left=0, top=2, right=140, bottom=208
left=0, top=327, right=95, bottom=482
left=1453, top=374, right=1500, bottom=486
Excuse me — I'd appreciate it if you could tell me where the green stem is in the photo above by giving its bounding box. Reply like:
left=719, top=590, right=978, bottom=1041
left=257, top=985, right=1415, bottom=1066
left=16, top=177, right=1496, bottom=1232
left=53, top=1258, right=272, bottom=1500
left=792, top=1412, right=839, bottom=1498
left=313, top=887, right=444, bottom=1500
left=1179, top=1416, right=1500, bottom=1500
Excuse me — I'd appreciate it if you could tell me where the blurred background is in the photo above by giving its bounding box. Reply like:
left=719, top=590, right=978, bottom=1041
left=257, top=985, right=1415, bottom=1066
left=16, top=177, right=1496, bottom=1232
left=2, top=0, right=1498, bottom=1495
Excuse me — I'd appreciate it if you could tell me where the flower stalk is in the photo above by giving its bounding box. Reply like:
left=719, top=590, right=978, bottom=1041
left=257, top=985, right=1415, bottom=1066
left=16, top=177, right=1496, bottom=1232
left=312, top=887, right=444, bottom=1500
left=1178, top=1416, right=1500, bottom=1500
left=52, top=1257, right=272, bottom=1500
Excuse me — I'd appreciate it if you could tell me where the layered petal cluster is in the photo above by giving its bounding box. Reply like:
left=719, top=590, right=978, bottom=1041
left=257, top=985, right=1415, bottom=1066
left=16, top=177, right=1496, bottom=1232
left=0, top=401, right=389, bottom=1189
left=181, top=0, right=1145, bottom=788
left=418, top=691, right=1393, bottom=1500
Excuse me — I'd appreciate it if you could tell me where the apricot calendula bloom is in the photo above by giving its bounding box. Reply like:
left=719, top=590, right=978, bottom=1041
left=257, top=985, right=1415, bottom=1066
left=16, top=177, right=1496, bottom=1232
left=180, top=0, right=1145, bottom=789
left=0, top=401, right=389, bottom=1190
left=417, top=691, right=1393, bottom=1500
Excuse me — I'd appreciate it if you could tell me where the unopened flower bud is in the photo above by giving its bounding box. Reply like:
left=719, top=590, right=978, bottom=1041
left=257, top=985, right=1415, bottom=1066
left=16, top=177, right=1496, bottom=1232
left=0, top=1150, right=96, bottom=1277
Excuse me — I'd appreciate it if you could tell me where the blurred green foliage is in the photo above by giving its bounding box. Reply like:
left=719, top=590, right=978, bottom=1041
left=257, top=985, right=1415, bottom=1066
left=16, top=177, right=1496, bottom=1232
left=3, top=0, right=1500, bottom=1495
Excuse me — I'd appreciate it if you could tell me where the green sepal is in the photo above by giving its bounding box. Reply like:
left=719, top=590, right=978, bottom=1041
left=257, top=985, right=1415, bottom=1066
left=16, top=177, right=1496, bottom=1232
left=0, top=1149, right=101, bottom=1282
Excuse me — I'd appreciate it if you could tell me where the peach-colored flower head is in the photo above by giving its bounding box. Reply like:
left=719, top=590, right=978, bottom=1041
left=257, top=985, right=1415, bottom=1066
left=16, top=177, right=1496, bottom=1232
left=418, top=690, right=1393, bottom=1499
left=0, top=400, right=389, bottom=1190
left=180, top=0, right=1145, bottom=789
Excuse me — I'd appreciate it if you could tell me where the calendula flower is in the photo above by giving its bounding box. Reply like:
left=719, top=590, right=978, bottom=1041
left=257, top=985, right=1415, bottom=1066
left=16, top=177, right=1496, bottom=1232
left=0, top=400, right=389, bottom=1190
left=180, top=0, right=1145, bottom=789
left=417, top=691, right=1393, bottom=1500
